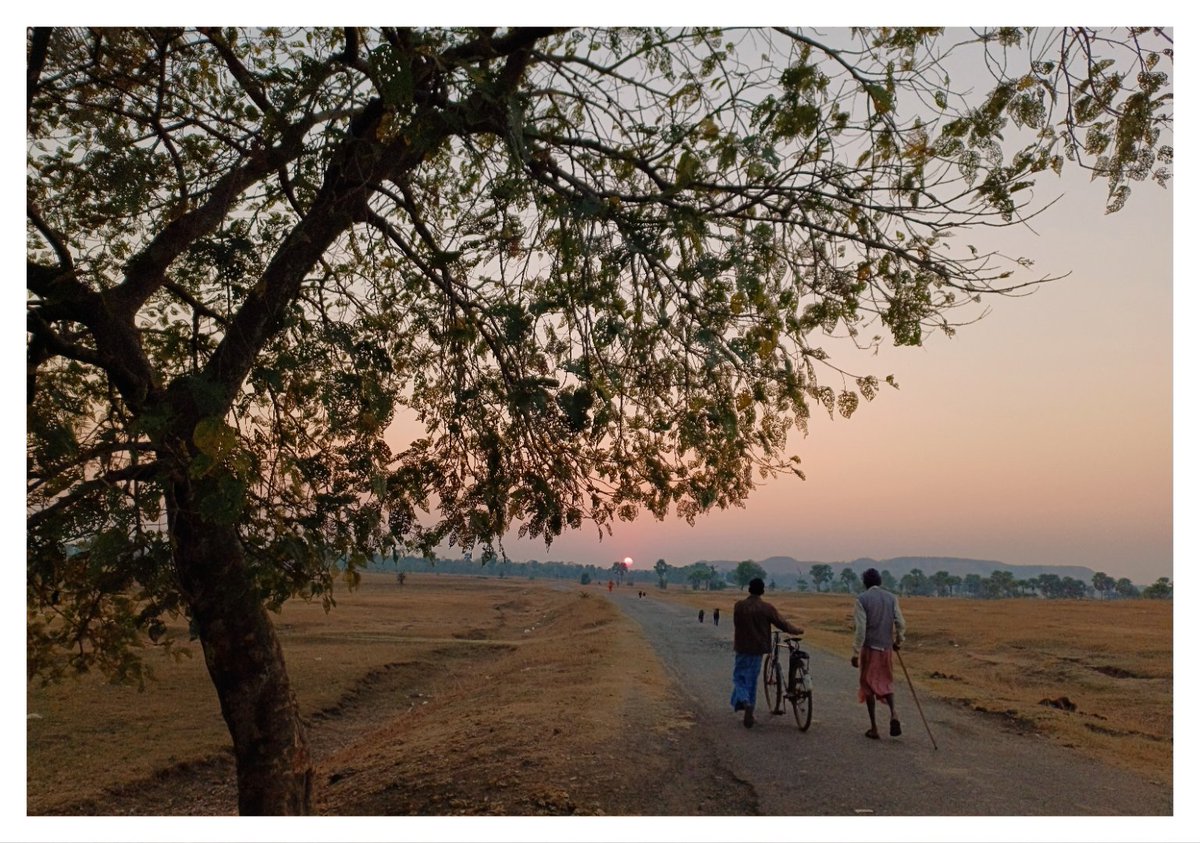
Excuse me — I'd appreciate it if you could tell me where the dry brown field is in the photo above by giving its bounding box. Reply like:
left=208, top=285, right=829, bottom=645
left=27, top=573, right=707, bottom=815
left=27, top=575, right=1172, bottom=814
left=658, top=588, right=1173, bottom=781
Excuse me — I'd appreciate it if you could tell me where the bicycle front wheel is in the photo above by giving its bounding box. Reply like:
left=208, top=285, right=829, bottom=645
left=789, top=661, right=812, bottom=731
left=762, top=654, right=783, bottom=713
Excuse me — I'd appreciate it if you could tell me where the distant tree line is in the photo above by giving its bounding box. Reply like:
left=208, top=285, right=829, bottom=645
left=382, top=553, right=731, bottom=590
left=379, top=554, right=1170, bottom=600
left=388, top=553, right=612, bottom=584
left=801, top=564, right=1172, bottom=600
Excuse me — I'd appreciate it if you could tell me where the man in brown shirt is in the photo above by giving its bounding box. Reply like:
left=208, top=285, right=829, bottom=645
left=730, top=578, right=803, bottom=727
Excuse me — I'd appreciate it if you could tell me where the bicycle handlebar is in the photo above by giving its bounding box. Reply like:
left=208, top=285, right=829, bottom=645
left=770, top=632, right=805, bottom=652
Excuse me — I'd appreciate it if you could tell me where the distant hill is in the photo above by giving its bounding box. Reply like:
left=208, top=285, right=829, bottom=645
left=699, top=555, right=1097, bottom=583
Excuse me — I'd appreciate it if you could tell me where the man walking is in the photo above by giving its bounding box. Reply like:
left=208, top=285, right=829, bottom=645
left=851, top=568, right=907, bottom=739
left=731, top=577, right=803, bottom=728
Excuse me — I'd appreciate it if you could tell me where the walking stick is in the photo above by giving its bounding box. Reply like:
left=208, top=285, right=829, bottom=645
left=895, top=647, right=938, bottom=750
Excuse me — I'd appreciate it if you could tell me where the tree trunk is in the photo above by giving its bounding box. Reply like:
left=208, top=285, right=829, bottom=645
left=167, top=479, right=313, bottom=815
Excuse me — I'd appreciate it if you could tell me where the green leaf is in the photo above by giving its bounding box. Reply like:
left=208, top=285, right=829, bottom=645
left=369, top=44, right=414, bottom=108
left=193, top=417, right=238, bottom=462
left=675, top=149, right=702, bottom=187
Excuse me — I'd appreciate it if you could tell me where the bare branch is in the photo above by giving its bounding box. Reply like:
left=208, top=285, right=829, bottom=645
left=27, top=27, right=52, bottom=113
left=27, top=203, right=75, bottom=274
left=198, top=27, right=277, bottom=119
left=27, top=461, right=159, bottom=532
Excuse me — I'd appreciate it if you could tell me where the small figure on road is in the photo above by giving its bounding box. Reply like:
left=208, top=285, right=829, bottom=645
left=712, top=607, right=720, bottom=626
left=698, top=608, right=705, bottom=623
left=851, top=568, right=907, bottom=740
left=731, top=578, right=802, bottom=728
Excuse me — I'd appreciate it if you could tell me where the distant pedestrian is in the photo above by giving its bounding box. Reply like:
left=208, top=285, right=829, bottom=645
left=713, top=607, right=720, bottom=626
left=698, top=608, right=705, bottom=623
left=851, top=568, right=907, bottom=740
left=731, top=578, right=802, bottom=728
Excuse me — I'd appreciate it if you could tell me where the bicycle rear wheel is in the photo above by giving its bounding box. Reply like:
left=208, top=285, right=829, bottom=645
left=789, top=659, right=813, bottom=731
left=762, top=654, right=783, bottom=713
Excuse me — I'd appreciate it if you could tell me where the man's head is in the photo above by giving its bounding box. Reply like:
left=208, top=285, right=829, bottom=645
left=862, top=568, right=882, bottom=589
left=748, top=577, right=765, bottom=595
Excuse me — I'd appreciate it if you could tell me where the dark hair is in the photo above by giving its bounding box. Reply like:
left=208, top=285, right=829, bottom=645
left=862, top=568, right=882, bottom=589
left=748, top=577, right=766, bottom=595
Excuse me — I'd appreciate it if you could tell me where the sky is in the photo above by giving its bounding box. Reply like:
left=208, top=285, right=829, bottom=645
left=397, top=53, right=1175, bottom=584
left=411, top=163, right=1174, bottom=582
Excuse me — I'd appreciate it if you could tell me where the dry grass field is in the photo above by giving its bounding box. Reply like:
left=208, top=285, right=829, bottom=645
left=27, top=574, right=715, bottom=815
left=28, top=575, right=1172, bottom=814
left=658, top=588, right=1173, bottom=783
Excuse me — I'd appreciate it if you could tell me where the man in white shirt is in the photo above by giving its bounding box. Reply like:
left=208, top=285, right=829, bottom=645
left=851, top=568, right=907, bottom=739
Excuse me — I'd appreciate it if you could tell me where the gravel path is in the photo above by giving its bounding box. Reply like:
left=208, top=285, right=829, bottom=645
left=609, top=590, right=1171, bottom=816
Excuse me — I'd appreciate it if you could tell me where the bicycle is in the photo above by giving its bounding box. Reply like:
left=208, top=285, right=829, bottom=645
left=762, top=629, right=813, bottom=731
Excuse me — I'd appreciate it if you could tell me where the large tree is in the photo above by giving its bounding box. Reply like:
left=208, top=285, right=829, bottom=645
left=654, top=557, right=670, bottom=589
left=1092, top=570, right=1117, bottom=598
left=1142, top=577, right=1172, bottom=599
left=838, top=566, right=860, bottom=593
left=809, top=563, right=834, bottom=592
left=685, top=563, right=712, bottom=590
left=26, top=27, right=1171, bottom=813
left=732, top=559, right=768, bottom=590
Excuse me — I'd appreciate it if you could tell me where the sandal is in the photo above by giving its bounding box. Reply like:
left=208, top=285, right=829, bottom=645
left=890, top=719, right=902, bottom=737
left=864, top=728, right=880, bottom=740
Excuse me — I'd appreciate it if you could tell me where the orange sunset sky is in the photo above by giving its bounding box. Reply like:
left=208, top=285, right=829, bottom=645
left=389, top=156, right=1175, bottom=583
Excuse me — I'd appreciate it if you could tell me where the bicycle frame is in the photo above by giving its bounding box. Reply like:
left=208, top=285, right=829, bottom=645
left=768, top=632, right=813, bottom=731
left=783, top=638, right=811, bottom=697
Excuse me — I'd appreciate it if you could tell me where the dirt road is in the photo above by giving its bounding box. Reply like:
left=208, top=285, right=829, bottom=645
left=610, top=590, right=1171, bottom=816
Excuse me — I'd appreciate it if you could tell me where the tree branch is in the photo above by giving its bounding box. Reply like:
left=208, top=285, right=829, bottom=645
left=198, top=27, right=277, bottom=119
left=27, top=27, right=52, bottom=116
left=440, top=27, right=565, bottom=63
left=26, top=311, right=104, bottom=368
left=28, top=440, right=157, bottom=493
left=27, top=461, right=159, bottom=532
left=109, top=114, right=323, bottom=317
left=164, top=281, right=230, bottom=328
left=28, top=202, right=75, bottom=274
left=197, top=100, right=400, bottom=411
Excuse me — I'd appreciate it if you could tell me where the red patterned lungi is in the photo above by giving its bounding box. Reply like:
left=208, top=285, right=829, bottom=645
left=858, top=646, right=894, bottom=702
